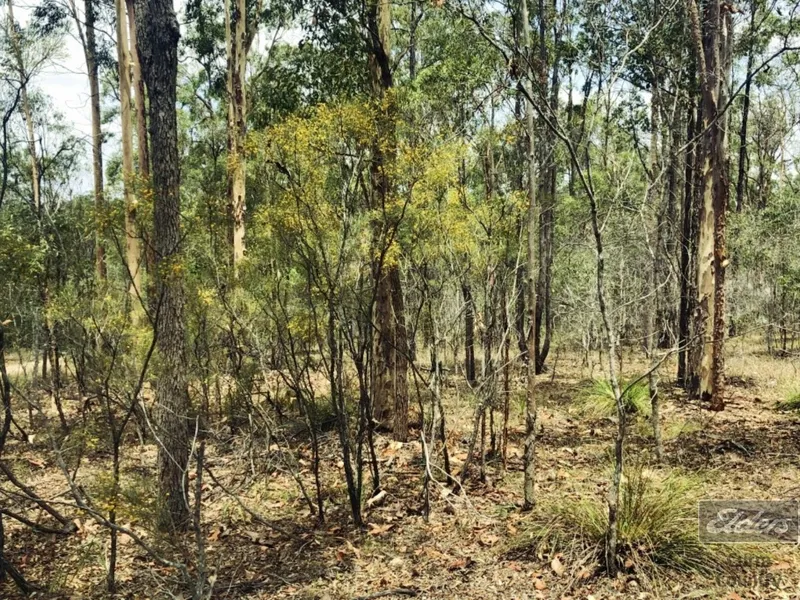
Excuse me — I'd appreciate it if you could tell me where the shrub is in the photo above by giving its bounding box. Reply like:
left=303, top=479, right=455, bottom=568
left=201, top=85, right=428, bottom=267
left=514, top=465, right=766, bottom=579
left=577, top=378, right=651, bottom=420
left=775, top=390, right=800, bottom=412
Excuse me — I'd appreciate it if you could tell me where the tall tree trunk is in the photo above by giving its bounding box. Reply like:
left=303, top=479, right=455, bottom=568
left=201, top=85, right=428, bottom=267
left=225, top=0, right=247, bottom=270
left=126, top=0, right=155, bottom=309
left=367, top=0, right=408, bottom=441
left=657, top=106, right=680, bottom=349
left=646, top=75, right=664, bottom=462
left=535, top=0, right=558, bottom=375
left=711, top=6, right=732, bottom=411
left=687, top=0, right=727, bottom=410
left=514, top=93, right=529, bottom=364
left=68, top=0, right=106, bottom=279
left=85, top=0, right=106, bottom=279
left=127, top=0, right=149, bottom=180
left=678, top=96, right=698, bottom=386
left=520, top=0, right=538, bottom=511
left=115, top=0, right=142, bottom=305
left=134, top=0, right=191, bottom=530
left=735, top=0, right=757, bottom=212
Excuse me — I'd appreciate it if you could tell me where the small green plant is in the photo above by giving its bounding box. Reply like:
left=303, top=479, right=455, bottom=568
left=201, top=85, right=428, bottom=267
left=89, top=470, right=159, bottom=528
left=512, top=464, right=766, bottom=579
left=577, top=378, right=651, bottom=420
left=661, top=418, right=703, bottom=441
left=776, top=390, right=800, bottom=412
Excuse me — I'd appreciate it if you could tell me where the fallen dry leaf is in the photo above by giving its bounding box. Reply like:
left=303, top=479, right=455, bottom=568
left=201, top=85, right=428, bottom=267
left=551, top=556, right=565, bottom=577
left=367, top=522, right=394, bottom=536
left=448, top=556, right=474, bottom=571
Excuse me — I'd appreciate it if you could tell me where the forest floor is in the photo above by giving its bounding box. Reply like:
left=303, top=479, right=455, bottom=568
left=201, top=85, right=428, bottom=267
left=2, top=338, right=800, bottom=599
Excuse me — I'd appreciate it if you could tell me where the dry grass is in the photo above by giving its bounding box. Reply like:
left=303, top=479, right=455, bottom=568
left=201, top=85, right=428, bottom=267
left=514, top=463, right=766, bottom=581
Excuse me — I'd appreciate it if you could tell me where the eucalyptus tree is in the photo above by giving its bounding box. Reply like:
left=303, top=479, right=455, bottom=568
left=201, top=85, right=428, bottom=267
left=686, top=0, right=733, bottom=411
left=114, top=0, right=143, bottom=304
left=64, top=0, right=108, bottom=279
left=134, top=0, right=192, bottom=530
left=302, top=0, right=410, bottom=440
left=225, top=0, right=276, bottom=269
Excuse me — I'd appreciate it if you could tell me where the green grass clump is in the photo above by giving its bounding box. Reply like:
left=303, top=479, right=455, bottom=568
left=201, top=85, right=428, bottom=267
left=775, top=390, right=800, bottom=412
left=577, top=378, right=651, bottom=420
left=513, top=465, right=766, bottom=579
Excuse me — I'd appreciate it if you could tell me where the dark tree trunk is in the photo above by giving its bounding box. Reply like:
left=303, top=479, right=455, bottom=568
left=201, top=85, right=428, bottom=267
left=678, top=96, right=699, bottom=387
left=735, top=0, right=757, bottom=212
left=463, top=283, right=476, bottom=384
left=710, top=6, right=733, bottom=411
left=408, top=0, right=417, bottom=81
left=373, top=269, right=393, bottom=424
left=134, top=0, right=191, bottom=530
left=656, top=107, right=681, bottom=349
left=515, top=260, right=527, bottom=363
left=534, top=0, right=557, bottom=375
left=514, top=91, right=528, bottom=364
left=367, top=0, right=408, bottom=441
left=390, top=266, right=409, bottom=442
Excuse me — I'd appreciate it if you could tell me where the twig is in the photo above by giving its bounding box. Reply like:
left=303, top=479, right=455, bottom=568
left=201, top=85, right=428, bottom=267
left=0, top=507, right=72, bottom=535
left=353, top=588, right=418, bottom=600
left=203, top=464, right=296, bottom=538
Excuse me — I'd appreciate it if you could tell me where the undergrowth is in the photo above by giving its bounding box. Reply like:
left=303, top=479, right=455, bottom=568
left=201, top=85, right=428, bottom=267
left=775, top=390, right=800, bottom=412
left=577, top=378, right=651, bottom=420
left=510, top=464, right=768, bottom=582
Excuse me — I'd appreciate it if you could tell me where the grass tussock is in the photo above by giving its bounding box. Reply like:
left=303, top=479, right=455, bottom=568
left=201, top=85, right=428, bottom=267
left=775, top=390, right=800, bottom=412
left=577, top=378, right=651, bottom=420
left=513, top=465, right=766, bottom=579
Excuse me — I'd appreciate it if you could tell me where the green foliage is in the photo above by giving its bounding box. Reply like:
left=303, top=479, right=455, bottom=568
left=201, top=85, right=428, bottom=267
left=775, top=390, right=800, bottom=412
left=729, top=176, right=800, bottom=339
left=89, top=470, right=159, bottom=527
left=577, top=378, right=651, bottom=420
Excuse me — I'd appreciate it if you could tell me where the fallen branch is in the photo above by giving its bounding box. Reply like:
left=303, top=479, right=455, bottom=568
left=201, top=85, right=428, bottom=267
left=0, top=462, right=74, bottom=529
left=0, top=507, right=73, bottom=535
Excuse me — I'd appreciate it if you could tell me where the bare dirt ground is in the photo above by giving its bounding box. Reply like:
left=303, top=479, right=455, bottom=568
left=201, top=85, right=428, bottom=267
left=2, top=340, right=800, bottom=599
